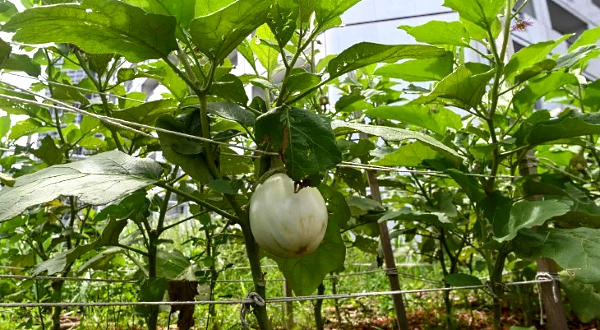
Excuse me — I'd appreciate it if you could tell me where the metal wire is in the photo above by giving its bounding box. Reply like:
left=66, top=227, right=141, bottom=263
left=0, top=278, right=554, bottom=308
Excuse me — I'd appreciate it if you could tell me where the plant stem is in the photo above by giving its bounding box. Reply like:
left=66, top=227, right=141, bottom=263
left=156, top=182, right=237, bottom=222
left=314, top=282, right=325, bottom=330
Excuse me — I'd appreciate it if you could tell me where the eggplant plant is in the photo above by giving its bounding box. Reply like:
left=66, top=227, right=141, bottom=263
left=0, top=0, right=599, bottom=330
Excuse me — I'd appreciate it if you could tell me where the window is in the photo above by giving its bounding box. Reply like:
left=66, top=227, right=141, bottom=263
left=513, top=40, right=525, bottom=52
left=546, top=0, right=588, bottom=45
left=594, top=0, right=600, bottom=9
left=515, top=0, right=536, bottom=17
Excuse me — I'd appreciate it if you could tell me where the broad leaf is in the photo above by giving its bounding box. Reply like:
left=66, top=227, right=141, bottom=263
left=0, top=150, right=163, bottom=221
left=250, top=25, right=280, bottom=77
left=314, top=0, right=362, bottom=30
left=333, top=122, right=463, bottom=165
left=32, top=135, right=64, bottom=166
left=513, top=72, right=578, bottom=115
left=447, top=169, right=485, bottom=203
left=189, top=0, right=271, bottom=63
left=372, top=142, right=440, bottom=167
left=211, top=73, right=249, bottom=105
left=583, top=79, right=600, bottom=112
left=281, top=71, right=322, bottom=101
left=569, top=25, right=600, bottom=52
left=373, top=52, right=454, bottom=82
left=445, top=273, right=482, bottom=286
left=112, top=100, right=177, bottom=125
left=267, top=0, right=298, bottom=48
left=504, top=35, right=571, bottom=83
left=561, top=275, right=600, bottom=322
left=272, top=215, right=346, bottom=296
left=400, top=21, right=469, bottom=46
left=0, top=38, right=10, bottom=66
left=318, top=185, right=351, bottom=229
left=379, top=209, right=454, bottom=230
left=2, top=54, right=41, bottom=76
left=365, top=104, right=462, bottom=135
left=255, top=106, right=342, bottom=180
left=3, top=0, right=178, bottom=62
left=514, top=227, right=600, bottom=283
left=555, top=45, right=599, bottom=69
left=207, top=102, right=256, bottom=127
left=327, top=42, right=445, bottom=79
left=411, top=65, right=495, bottom=110
left=122, top=0, right=196, bottom=28
left=155, top=111, right=214, bottom=183
left=443, top=0, right=504, bottom=32
left=522, top=111, right=600, bottom=145
left=494, top=200, right=571, bottom=242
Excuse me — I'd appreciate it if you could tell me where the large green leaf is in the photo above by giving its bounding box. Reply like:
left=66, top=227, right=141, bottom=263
left=112, top=100, right=177, bottom=125
left=32, top=135, right=64, bottom=166
left=569, top=25, right=600, bottom=52
left=333, top=122, right=463, bottom=165
left=561, top=275, right=600, bottom=322
left=0, top=38, right=10, bottom=66
left=255, top=106, right=342, bottom=180
left=267, top=0, right=298, bottom=48
left=373, top=52, right=454, bottom=82
left=318, top=185, right=351, bottom=229
left=0, top=150, right=162, bottom=221
left=399, top=21, right=469, bottom=46
left=272, top=216, right=346, bottom=296
left=2, top=53, right=41, bottom=76
left=189, top=0, right=271, bottom=63
left=207, top=101, right=256, bottom=127
left=494, top=200, right=571, bottom=242
left=522, top=111, right=600, bottom=145
left=2, top=0, right=178, bottom=62
left=514, top=227, right=600, bottom=283
left=250, top=25, right=280, bottom=77
left=513, top=72, right=578, bottom=115
left=365, top=104, right=462, bottom=135
left=372, top=142, right=440, bottom=167
left=504, top=35, right=571, bottom=83
left=410, top=65, right=495, bottom=110
left=379, top=209, right=454, bottom=230
left=445, top=273, right=482, bottom=286
left=314, top=0, right=362, bottom=30
left=327, top=42, right=445, bottom=79
left=583, top=80, right=600, bottom=112
left=122, top=0, right=196, bottom=28
left=155, top=111, right=214, bottom=183
left=447, top=169, right=485, bottom=203
left=443, top=0, right=504, bottom=32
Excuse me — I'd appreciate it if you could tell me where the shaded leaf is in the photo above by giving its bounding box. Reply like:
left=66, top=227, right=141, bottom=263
left=445, top=273, right=482, bottom=286
left=31, top=135, right=64, bottom=166
left=372, top=142, right=440, bottom=167
left=365, top=104, right=462, bottom=135
left=561, top=275, right=600, bottom=322
left=122, top=0, right=196, bottom=29
left=523, top=110, right=600, bottom=145
left=494, top=200, right=571, bottom=242
left=112, top=100, right=177, bottom=126
left=207, top=101, right=256, bottom=127
left=255, top=106, right=342, bottom=180
left=2, top=54, right=41, bottom=76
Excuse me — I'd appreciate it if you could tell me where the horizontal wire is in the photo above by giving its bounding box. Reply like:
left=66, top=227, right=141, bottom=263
left=1, top=72, right=145, bottom=103
left=339, top=162, right=522, bottom=180
left=0, top=274, right=137, bottom=283
left=0, top=278, right=553, bottom=308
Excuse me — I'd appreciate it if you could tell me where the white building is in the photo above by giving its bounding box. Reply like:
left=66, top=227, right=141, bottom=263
left=323, top=0, right=600, bottom=79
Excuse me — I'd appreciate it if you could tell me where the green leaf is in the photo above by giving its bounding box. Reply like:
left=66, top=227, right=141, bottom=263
left=250, top=24, right=280, bottom=77
left=504, top=35, right=571, bottom=83
left=31, top=135, right=64, bottom=166
left=514, top=72, right=579, bottom=115
left=0, top=38, right=11, bottom=66
left=33, top=216, right=130, bottom=274
left=0, top=150, right=163, bottom=222
left=211, top=73, right=249, bottom=105
left=51, top=84, right=90, bottom=105
left=399, top=21, right=469, bottom=46
left=189, top=0, right=271, bottom=63
left=583, top=79, right=600, bottom=113
left=255, top=106, right=342, bottom=180
left=372, top=142, right=440, bottom=167
left=494, top=200, right=571, bottom=242
left=122, top=0, right=196, bottom=28
left=314, top=0, right=362, bottom=30
left=3, top=0, right=178, bottom=62
left=514, top=227, right=600, bottom=283
left=555, top=45, right=598, bottom=69
left=155, top=250, right=191, bottom=279
left=443, top=0, right=504, bottom=32
left=272, top=215, right=346, bottom=296
left=136, top=277, right=169, bottom=314
left=207, top=101, right=256, bottom=127
left=373, top=51, right=454, bottom=82
left=0, top=1, right=18, bottom=23
left=8, top=119, right=54, bottom=140
left=446, top=169, right=485, bottom=203
left=365, top=104, right=462, bottom=135
left=333, top=122, right=464, bottom=165
left=267, top=0, right=298, bottom=48
left=0, top=115, right=10, bottom=138
left=155, top=111, right=214, bottom=183
left=353, top=235, right=378, bottom=254
left=445, top=273, right=482, bottom=286
left=569, top=25, right=600, bottom=52
left=318, top=185, right=351, bottom=229
left=560, top=275, right=600, bottom=322
left=514, top=59, right=556, bottom=84
left=410, top=65, right=495, bottom=110
left=112, top=99, right=177, bottom=126
left=523, top=110, right=600, bottom=145
left=327, top=42, right=445, bottom=79
left=206, top=179, right=241, bottom=195
left=346, top=196, right=385, bottom=214
left=2, top=54, right=41, bottom=76
left=281, top=71, right=322, bottom=100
